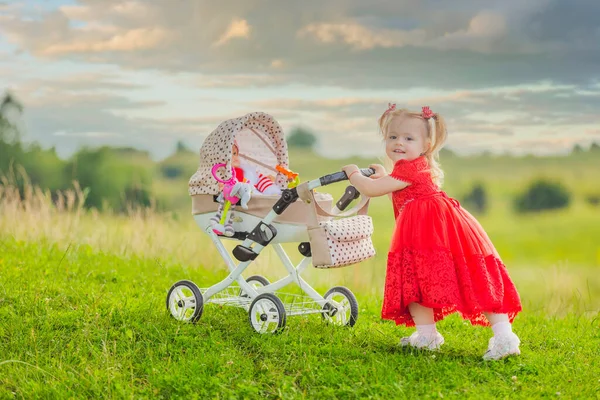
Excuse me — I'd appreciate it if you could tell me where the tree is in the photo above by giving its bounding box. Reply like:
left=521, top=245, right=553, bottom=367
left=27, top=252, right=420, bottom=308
left=439, top=148, right=457, bottom=158
left=1, top=92, right=25, bottom=177
left=0, top=91, right=23, bottom=144
left=287, top=127, right=317, bottom=149
left=514, top=179, right=571, bottom=213
left=590, top=142, right=600, bottom=152
left=463, top=182, right=487, bottom=214
left=572, top=144, right=584, bottom=154
left=65, top=147, right=153, bottom=211
left=175, top=140, right=193, bottom=154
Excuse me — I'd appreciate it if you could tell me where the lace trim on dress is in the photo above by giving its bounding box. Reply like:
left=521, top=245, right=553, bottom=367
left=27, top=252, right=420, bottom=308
left=382, top=246, right=522, bottom=327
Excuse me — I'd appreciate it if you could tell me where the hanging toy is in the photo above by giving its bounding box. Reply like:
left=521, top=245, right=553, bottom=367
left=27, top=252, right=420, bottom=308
left=276, top=165, right=300, bottom=188
left=210, top=163, right=240, bottom=236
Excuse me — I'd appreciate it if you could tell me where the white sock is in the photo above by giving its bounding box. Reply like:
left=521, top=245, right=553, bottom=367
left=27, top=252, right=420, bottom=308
left=491, top=321, right=513, bottom=337
left=416, top=323, right=437, bottom=337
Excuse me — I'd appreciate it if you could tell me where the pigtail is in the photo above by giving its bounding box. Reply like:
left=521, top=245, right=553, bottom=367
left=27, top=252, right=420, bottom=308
left=425, top=113, right=448, bottom=188
left=378, top=103, right=397, bottom=172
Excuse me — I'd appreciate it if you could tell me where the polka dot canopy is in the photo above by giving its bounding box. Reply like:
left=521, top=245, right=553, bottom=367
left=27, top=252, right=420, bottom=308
left=188, top=112, right=290, bottom=196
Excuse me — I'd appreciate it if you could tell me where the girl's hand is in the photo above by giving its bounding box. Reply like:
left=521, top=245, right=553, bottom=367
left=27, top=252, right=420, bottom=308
left=369, top=164, right=387, bottom=179
left=342, top=164, right=360, bottom=175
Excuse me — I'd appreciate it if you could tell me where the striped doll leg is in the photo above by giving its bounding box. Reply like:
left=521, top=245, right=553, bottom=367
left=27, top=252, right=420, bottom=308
left=222, top=203, right=236, bottom=237
left=210, top=202, right=226, bottom=235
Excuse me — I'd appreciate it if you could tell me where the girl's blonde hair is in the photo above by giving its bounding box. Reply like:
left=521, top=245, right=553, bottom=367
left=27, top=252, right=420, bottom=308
left=378, top=106, right=448, bottom=188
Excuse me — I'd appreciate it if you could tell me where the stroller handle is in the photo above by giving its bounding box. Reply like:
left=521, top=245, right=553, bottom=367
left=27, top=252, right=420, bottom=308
left=319, top=167, right=375, bottom=187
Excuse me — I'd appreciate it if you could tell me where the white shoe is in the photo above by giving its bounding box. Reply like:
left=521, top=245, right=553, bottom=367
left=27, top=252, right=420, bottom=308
left=483, top=333, right=521, bottom=360
left=400, top=331, right=445, bottom=351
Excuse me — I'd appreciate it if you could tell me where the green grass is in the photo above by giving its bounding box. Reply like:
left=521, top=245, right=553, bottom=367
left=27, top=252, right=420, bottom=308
left=1, top=238, right=599, bottom=399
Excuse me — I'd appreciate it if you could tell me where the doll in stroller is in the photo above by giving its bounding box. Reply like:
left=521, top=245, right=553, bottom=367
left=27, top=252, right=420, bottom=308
left=166, top=112, right=377, bottom=334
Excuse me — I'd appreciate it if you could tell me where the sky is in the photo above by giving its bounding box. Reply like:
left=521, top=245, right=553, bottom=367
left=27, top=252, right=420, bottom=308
left=0, top=0, right=599, bottom=160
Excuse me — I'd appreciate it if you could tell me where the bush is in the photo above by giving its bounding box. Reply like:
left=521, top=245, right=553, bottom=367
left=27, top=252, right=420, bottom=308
left=18, top=144, right=68, bottom=191
left=287, top=127, right=317, bottom=149
left=514, top=179, right=571, bottom=213
left=65, top=147, right=153, bottom=212
left=585, top=194, right=600, bottom=207
left=161, top=165, right=183, bottom=179
left=572, top=144, right=584, bottom=154
left=462, top=182, right=487, bottom=214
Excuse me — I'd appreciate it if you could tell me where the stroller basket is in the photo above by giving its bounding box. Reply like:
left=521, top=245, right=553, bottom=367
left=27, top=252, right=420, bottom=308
left=202, top=286, right=325, bottom=317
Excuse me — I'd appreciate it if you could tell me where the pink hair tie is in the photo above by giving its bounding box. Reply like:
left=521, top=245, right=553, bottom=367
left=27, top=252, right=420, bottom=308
left=384, top=103, right=396, bottom=116
left=421, top=106, right=434, bottom=119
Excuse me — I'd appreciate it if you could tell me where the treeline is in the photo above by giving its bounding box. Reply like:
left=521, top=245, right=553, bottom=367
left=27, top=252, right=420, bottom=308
left=1, top=143, right=154, bottom=212
left=2, top=91, right=599, bottom=214
left=1, top=93, right=154, bottom=212
left=461, top=179, right=598, bottom=215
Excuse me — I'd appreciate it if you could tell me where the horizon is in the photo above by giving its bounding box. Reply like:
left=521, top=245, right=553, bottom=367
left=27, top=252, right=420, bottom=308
left=1, top=1, right=599, bottom=160
left=8, top=129, right=599, bottom=164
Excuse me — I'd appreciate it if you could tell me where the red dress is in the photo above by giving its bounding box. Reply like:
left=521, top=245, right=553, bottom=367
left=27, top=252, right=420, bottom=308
left=381, top=157, right=522, bottom=326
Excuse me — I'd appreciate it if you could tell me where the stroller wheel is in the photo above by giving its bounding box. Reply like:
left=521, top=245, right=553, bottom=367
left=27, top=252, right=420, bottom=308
left=239, top=275, right=271, bottom=298
left=248, top=293, right=286, bottom=334
left=321, top=286, right=359, bottom=327
left=166, top=280, right=204, bottom=323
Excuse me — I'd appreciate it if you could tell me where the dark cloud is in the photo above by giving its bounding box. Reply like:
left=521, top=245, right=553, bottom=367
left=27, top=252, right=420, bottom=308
left=0, top=0, right=597, bottom=90
left=526, top=0, right=600, bottom=48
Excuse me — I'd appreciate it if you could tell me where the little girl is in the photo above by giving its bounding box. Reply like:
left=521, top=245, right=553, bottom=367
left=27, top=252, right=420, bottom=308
left=342, top=104, right=522, bottom=360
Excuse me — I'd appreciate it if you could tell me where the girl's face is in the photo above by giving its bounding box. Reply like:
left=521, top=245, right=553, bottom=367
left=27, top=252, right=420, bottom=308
left=385, top=116, right=429, bottom=163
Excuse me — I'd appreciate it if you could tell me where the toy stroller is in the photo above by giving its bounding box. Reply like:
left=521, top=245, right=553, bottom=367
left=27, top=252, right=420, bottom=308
left=166, top=112, right=376, bottom=334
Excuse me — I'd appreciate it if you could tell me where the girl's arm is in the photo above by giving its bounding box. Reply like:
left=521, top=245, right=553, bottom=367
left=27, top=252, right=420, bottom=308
left=343, top=165, right=408, bottom=197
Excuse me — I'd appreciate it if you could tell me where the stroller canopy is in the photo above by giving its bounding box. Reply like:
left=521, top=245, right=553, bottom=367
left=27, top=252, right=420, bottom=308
left=189, top=112, right=290, bottom=196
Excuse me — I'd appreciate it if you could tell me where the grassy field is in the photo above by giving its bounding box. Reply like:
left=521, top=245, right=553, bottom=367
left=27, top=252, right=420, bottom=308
left=1, top=238, right=599, bottom=399
left=1, top=150, right=600, bottom=398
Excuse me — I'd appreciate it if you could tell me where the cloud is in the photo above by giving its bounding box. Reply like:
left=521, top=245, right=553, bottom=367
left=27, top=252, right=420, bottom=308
left=298, top=11, right=514, bottom=54
left=213, top=18, right=251, bottom=47
left=298, top=22, right=427, bottom=50
left=0, top=0, right=598, bottom=91
left=194, top=74, right=289, bottom=88
left=42, top=28, right=171, bottom=55
left=11, top=73, right=162, bottom=111
left=270, top=59, right=284, bottom=69
left=54, top=130, right=121, bottom=139
left=427, top=12, right=510, bottom=53
left=15, top=72, right=147, bottom=93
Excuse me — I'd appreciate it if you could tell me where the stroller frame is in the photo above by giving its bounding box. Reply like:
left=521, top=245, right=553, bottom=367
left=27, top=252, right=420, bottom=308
left=167, top=169, right=373, bottom=334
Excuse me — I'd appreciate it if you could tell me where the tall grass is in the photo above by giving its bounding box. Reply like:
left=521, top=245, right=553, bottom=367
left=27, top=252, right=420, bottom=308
left=0, top=176, right=200, bottom=266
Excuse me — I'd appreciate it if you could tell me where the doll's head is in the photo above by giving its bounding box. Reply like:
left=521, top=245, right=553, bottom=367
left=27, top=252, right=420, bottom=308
left=232, top=140, right=241, bottom=168
left=378, top=104, right=448, bottom=187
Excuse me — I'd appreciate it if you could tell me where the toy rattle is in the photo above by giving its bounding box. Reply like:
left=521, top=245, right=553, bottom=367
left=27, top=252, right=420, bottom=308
left=211, top=163, right=240, bottom=234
